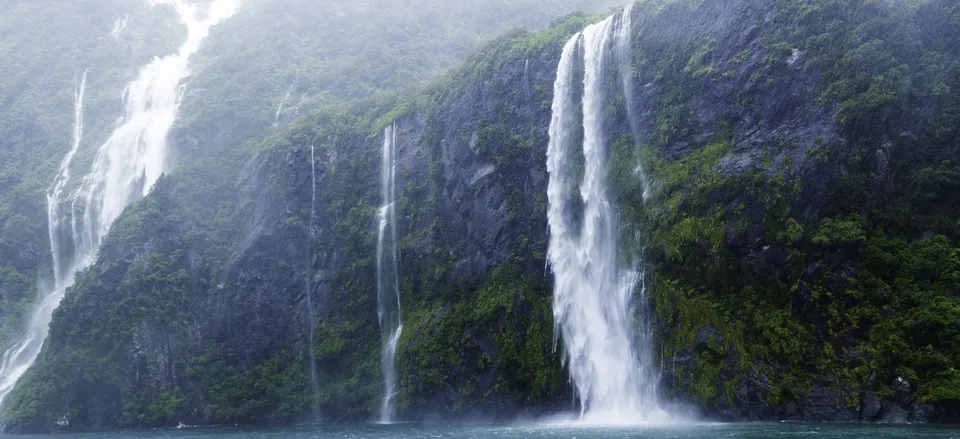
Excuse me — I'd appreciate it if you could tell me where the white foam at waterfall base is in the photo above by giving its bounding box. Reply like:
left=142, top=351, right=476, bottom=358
left=0, top=0, right=240, bottom=407
left=545, top=5, right=670, bottom=424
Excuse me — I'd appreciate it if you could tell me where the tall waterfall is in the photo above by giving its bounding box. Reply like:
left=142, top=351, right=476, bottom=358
left=546, top=6, right=664, bottom=422
left=0, top=68, right=89, bottom=404
left=0, top=0, right=240, bottom=407
left=376, top=123, right=402, bottom=423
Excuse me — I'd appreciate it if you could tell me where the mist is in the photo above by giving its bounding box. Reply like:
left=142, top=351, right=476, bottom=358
left=0, top=0, right=958, bottom=435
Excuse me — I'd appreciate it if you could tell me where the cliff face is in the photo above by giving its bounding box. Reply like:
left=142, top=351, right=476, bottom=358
left=623, top=0, right=960, bottom=423
left=3, top=0, right=960, bottom=432
left=0, top=17, right=593, bottom=429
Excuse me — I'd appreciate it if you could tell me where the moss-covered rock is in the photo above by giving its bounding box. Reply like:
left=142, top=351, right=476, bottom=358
left=3, top=0, right=960, bottom=431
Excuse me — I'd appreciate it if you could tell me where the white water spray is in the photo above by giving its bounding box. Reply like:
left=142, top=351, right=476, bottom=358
left=376, top=123, right=402, bottom=424
left=0, top=0, right=240, bottom=407
left=614, top=4, right=651, bottom=201
left=546, top=7, right=665, bottom=423
left=0, top=68, right=89, bottom=405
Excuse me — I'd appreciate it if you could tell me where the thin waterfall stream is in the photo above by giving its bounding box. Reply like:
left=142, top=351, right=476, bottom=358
left=377, top=123, right=403, bottom=423
left=307, top=144, right=320, bottom=418
left=0, top=68, right=90, bottom=403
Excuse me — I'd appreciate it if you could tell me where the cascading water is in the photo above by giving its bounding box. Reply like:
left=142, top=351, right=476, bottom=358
left=52, top=68, right=90, bottom=283
left=0, top=0, right=240, bottom=407
left=376, top=123, right=403, bottom=424
left=0, top=68, right=90, bottom=405
left=111, top=16, right=130, bottom=39
left=546, top=6, right=666, bottom=423
left=274, top=82, right=296, bottom=125
left=614, top=4, right=651, bottom=201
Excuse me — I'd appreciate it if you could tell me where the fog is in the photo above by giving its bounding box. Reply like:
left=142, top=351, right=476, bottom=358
left=2, top=0, right=956, bottom=432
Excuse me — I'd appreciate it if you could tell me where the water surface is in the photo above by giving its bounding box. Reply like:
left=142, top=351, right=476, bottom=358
left=8, top=422, right=960, bottom=439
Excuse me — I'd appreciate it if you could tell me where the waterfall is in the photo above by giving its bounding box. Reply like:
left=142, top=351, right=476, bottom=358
left=376, top=123, right=402, bottom=424
left=51, top=69, right=90, bottom=284
left=0, top=68, right=88, bottom=405
left=110, top=16, right=130, bottom=39
left=306, top=144, right=320, bottom=418
left=546, top=6, right=666, bottom=423
left=0, top=0, right=240, bottom=407
left=615, top=3, right=651, bottom=201
left=274, top=82, right=295, bottom=125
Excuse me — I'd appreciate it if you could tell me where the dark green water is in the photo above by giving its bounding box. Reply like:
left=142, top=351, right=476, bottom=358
left=6, top=423, right=960, bottom=439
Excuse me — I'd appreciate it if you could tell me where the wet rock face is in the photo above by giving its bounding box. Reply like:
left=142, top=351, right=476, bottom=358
left=623, top=0, right=960, bottom=422
left=6, top=0, right=960, bottom=431
left=24, top=33, right=565, bottom=429
left=397, top=48, right=560, bottom=288
left=383, top=40, right=568, bottom=420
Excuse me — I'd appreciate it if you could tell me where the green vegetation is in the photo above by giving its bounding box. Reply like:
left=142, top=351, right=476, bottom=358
left=396, top=266, right=565, bottom=413
left=607, top=0, right=960, bottom=417
left=0, top=0, right=620, bottom=429
left=0, top=0, right=181, bottom=349
left=2, top=0, right=959, bottom=430
left=188, top=348, right=308, bottom=423
left=387, top=15, right=591, bottom=414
